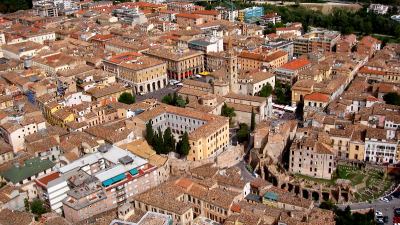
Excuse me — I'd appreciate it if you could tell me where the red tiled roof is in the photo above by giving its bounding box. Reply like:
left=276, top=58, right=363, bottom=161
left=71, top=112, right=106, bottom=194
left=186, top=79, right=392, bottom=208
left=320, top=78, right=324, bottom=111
left=279, top=58, right=311, bottom=71
left=108, top=52, right=142, bottom=64
left=175, top=178, right=193, bottom=189
left=230, top=203, right=241, bottom=213
left=90, top=34, right=114, bottom=41
left=304, top=92, right=330, bottom=102
left=192, top=10, right=219, bottom=16
left=35, top=172, right=60, bottom=188
left=358, top=66, right=386, bottom=76
left=176, top=13, right=201, bottom=19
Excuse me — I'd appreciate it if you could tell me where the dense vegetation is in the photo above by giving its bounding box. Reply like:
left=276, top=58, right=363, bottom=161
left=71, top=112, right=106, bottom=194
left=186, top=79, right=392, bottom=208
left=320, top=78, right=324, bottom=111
left=118, top=92, right=136, bottom=104
left=259, top=83, right=273, bottom=97
left=237, top=123, right=250, bottom=143
left=263, top=5, right=400, bottom=39
left=221, top=103, right=236, bottom=125
left=162, top=93, right=187, bottom=108
left=274, top=81, right=292, bottom=105
left=0, top=0, right=31, bottom=13
left=320, top=201, right=376, bottom=225
left=145, top=120, right=190, bottom=156
left=383, top=92, right=400, bottom=106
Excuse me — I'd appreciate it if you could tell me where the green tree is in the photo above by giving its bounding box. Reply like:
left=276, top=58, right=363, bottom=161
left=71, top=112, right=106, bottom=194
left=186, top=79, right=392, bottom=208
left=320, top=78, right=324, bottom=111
left=163, top=127, right=175, bottom=153
left=154, top=128, right=165, bottom=154
left=250, top=108, right=256, bottom=132
left=145, top=120, right=155, bottom=146
left=259, top=83, right=273, bottom=97
left=24, top=198, right=30, bottom=212
left=237, top=123, right=250, bottom=143
left=30, top=199, right=47, bottom=216
left=162, top=93, right=173, bottom=105
left=383, top=92, right=400, bottom=106
left=177, top=132, right=190, bottom=156
left=161, top=93, right=186, bottom=107
left=221, top=103, right=236, bottom=124
left=118, top=92, right=135, bottom=104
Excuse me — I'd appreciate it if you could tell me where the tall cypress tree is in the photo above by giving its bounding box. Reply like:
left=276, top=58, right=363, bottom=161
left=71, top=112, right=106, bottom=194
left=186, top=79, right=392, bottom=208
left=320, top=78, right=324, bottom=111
left=145, top=120, right=154, bottom=146
left=163, top=127, right=175, bottom=153
left=177, top=132, right=191, bottom=156
left=154, top=128, right=165, bottom=154
left=250, top=108, right=256, bottom=131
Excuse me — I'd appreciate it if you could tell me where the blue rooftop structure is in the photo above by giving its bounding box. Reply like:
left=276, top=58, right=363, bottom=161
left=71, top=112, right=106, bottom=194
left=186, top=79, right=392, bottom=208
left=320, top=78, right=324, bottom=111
left=264, top=192, right=279, bottom=201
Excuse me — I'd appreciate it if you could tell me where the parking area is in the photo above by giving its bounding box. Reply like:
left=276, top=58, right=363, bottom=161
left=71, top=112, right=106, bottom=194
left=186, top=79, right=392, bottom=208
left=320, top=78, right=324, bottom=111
left=373, top=197, right=400, bottom=225
left=136, top=85, right=181, bottom=102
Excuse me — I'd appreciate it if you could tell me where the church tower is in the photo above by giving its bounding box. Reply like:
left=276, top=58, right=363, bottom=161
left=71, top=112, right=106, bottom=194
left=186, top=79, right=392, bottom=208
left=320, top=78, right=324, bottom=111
left=225, top=38, right=238, bottom=93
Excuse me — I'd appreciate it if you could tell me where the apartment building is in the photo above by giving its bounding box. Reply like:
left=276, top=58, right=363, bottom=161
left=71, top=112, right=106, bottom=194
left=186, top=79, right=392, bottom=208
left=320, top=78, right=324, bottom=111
left=238, top=50, right=288, bottom=71
left=237, top=70, right=275, bottom=96
left=293, top=29, right=340, bottom=56
left=289, top=135, right=336, bottom=179
left=104, top=52, right=168, bottom=94
left=0, top=141, right=14, bottom=165
left=34, top=144, right=163, bottom=220
left=32, top=52, right=82, bottom=75
left=144, top=46, right=204, bottom=80
left=336, top=34, right=357, bottom=53
left=192, top=10, right=221, bottom=23
left=356, top=36, right=381, bottom=58
left=131, top=102, right=229, bottom=161
left=364, top=128, right=398, bottom=164
left=2, top=41, right=45, bottom=60
left=176, top=13, right=204, bottom=27
left=133, top=176, right=245, bottom=225
left=0, top=115, right=47, bottom=152
left=0, top=157, right=54, bottom=186
left=85, top=84, right=133, bottom=106
left=274, top=57, right=311, bottom=84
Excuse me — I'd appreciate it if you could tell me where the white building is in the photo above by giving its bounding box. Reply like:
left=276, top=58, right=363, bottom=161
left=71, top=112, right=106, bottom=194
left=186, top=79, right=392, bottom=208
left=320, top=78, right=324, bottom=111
left=364, top=128, right=398, bottom=164
left=188, top=36, right=224, bottom=53
left=61, top=92, right=92, bottom=107
left=367, top=4, right=390, bottom=15
left=1, top=41, right=46, bottom=60
left=0, top=116, right=47, bottom=153
left=237, top=70, right=275, bottom=96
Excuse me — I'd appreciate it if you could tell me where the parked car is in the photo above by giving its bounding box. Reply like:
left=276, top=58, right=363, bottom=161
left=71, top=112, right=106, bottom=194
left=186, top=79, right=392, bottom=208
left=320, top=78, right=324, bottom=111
left=375, top=210, right=383, bottom=217
left=380, top=197, right=389, bottom=203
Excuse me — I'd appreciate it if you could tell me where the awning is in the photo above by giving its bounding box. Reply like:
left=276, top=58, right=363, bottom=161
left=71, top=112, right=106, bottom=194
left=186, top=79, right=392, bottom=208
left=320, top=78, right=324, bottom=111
left=199, top=71, right=210, bottom=76
left=129, top=168, right=138, bottom=176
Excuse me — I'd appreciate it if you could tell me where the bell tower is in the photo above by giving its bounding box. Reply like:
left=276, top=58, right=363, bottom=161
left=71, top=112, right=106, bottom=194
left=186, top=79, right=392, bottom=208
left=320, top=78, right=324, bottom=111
left=225, top=38, right=238, bottom=93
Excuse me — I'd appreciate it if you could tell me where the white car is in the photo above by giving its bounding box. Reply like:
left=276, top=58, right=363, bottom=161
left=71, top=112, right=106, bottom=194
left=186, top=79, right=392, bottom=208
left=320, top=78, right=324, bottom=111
left=380, top=197, right=389, bottom=203
left=375, top=210, right=383, bottom=217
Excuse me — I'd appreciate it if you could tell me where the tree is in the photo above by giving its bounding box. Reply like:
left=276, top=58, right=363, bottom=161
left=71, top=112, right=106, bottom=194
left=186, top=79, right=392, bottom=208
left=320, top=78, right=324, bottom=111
left=161, top=93, right=186, bottom=107
left=259, top=83, right=273, bottom=97
left=177, top=132, right=190, bottom=156
left=145, top=120, right=155, bottom=146
left=154, top=128, right=165, bottom=154
left=237, top=123, right=250, bottom=143
left=250, top=108, right=256, bottom=132
left=383, top=92, right=400, bottom=106
left=30, top=199, right=47, bottom=216
left=118, top=92, right=135, bottom=104
left=221, top=103, right=236, bottom=124
left=163, top=127, right=175, bottom=153
left=24, top=198, right=30, bottom=212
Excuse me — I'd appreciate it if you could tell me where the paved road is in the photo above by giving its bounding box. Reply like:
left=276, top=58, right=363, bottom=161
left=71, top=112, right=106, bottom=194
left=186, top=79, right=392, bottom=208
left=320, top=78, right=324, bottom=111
left=338, top=198, right=400, bottom=225
left=136, top=85, right=180, bottom=102
left=236, top=160, right=256, bottom=183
